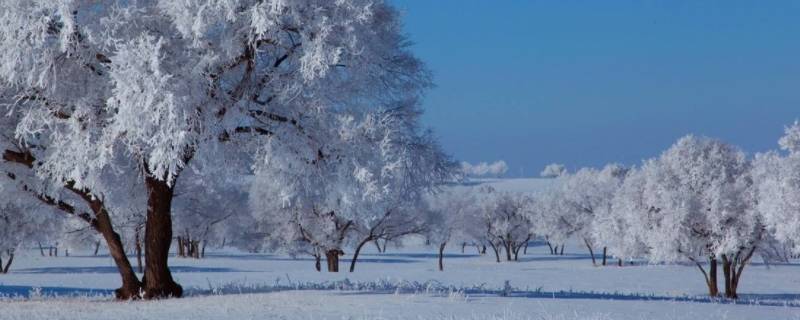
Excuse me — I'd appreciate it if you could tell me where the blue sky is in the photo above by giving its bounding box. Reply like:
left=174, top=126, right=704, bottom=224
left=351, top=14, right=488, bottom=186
left=391, top=0, right=800, bottom=177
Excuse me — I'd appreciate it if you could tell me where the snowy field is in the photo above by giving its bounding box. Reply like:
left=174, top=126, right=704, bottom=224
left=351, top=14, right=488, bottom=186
left=1, top=240, right=798, bottom=320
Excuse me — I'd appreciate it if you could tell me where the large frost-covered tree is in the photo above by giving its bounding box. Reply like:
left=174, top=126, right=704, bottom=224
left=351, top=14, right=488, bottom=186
left=625, top=136, right=760, bottom=298
left=0, top=0, right=431, bottom=298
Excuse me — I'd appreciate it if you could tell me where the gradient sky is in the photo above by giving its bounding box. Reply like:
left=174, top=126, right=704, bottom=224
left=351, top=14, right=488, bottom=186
left=391, top=0, right=800, bottom=177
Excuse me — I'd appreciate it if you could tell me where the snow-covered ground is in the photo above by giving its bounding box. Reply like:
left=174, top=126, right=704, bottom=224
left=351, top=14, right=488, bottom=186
left=1, top=240, right=798, bottom=320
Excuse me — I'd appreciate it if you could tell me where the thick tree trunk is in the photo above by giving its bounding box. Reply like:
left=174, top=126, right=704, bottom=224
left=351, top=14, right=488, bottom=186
left=142, top=176, right=182, bottom=299
left=327, top=249, right=342, bottom=272
left=706, top=258, right=719, bottom=297
left=504, top=240, right=512, bottom=261
left=721, top=252, right=752, bottom=300
left=350, top=237, right=372, bottom=272
left=618, top=258, right=622, bottom=267
left=438, top=242, right=447, bottom=271
left=87, top=199, right=142, bottom=300
left=602, top=247, right=607, bottom=266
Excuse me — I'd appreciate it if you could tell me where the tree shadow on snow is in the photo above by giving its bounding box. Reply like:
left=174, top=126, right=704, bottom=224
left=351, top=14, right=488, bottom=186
left=335, top=288, right=800, bottom=308
left=361, top=253, right=479, bottom=259
left=516, top=253, right=596, bottom=263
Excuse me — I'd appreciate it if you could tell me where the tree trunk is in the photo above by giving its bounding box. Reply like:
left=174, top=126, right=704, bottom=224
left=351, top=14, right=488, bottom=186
left=2, top=252, right=12, bottom=273
left=374, top=239, right=382, bottom=253
left=38, top=242, right=45, bottom=256
left=380, top=240, right=388, bottom=253
left=142, top=176, right=182, bottom=299
left=517, top=234, right=531, bottom=259
left=192, top=241, right=200, bottom=259
left=546, top=241, right=554, bottom=255
left=721, top=251, right=753, bottom=300
left=618, top=258, right=622, bottom=267
left=706, top=257, right=719, bottom=297
left=94, top=241, right=101, bottom=256
left=438, top=242, right=447, bottom=271
left=461, top=242, right=466, bottom=254
left=602, top=247, right=607, bottom=266
left=88, top=198, right=142, bottom=299
left=350, top=237, right=372, bottom=272
left=583, top=238, right=596, bottom=266
left=327, top=249, right=342, bottom=272
left=488, top=241, right=501, bottom=263
left=481, top=245, right=487, bottom=254
left=559, top=244, right=565, bottom=255
left=177, top=237, right=185, bottom=257
left=54, top=246, right=58, bottom=257
left=135, top=228, right=143, bottom=274
left=314, top=254, right=321, bottom=272
left=201, top=241, right=206, bottom=258
left=504, top=240, right=512, bottom=261
left=48, top=246, right=53, bottom=257
left=523, top=241, right=529, bottom=255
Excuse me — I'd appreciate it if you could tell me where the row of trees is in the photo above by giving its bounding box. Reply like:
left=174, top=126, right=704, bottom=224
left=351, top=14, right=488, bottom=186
left=427, top=124, right=800, bottom=300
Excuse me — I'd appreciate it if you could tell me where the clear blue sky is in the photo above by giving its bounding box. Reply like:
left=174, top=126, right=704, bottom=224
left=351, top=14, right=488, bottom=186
left=391, top=0, right=800, bottom=177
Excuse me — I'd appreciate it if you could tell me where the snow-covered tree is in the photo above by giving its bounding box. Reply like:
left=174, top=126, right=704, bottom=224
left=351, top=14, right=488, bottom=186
left=0, top=0, right=428, bottom=298
left=528, top=185, right=570, bottom=255
left=753, top=122, right=800, bottom=256
left=476, top=187, right=534, bottom=262
left=594, top=167, right=650, bottom=265
left=461, top=160, right=509, bottom=178
left=628, top=136, right=760, bottom=298
left=424, top=189, right=482, bottom=270
left=540, top=163, right=567, bottom=178
left=557, top=165, right=628, bottom=266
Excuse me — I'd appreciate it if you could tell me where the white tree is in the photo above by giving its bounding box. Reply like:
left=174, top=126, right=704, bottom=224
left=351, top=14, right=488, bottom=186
left=753, top=122, right=800, bottom=256
left=627, top=135, right=760, bottom=298
left=0, top=0, right=427, bottom=298
left=462, top=160, right=509, bottom=178
left=594, top=167, right=650, bottom=265
left=476, top=187, right=534, bottom=262
left=424, top=189, right=482, bottom=270
left=558, top=165, right=628, bottom=266
left=540, top=163, right=567, bottom=178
